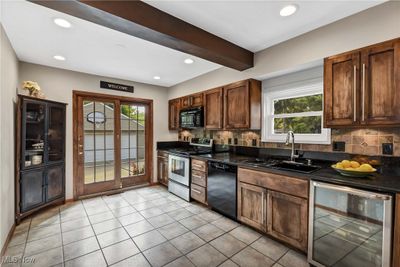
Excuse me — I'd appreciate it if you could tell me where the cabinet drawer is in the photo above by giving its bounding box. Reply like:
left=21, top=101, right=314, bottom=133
left=192, top=169, right=206, bottom=187
left=192, top=159, right=207, bottom=172
left=158, top=151, right=169, bottom=159
left=191, top=184, right=206, bottom=204
left=238, top=168, right=308, bottom=199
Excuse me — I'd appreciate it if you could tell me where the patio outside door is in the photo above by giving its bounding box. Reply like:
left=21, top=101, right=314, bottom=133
left=73, top=91, right=153, bottom=198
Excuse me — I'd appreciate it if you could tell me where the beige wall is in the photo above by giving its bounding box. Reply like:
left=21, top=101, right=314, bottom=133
left=19, top=62, right=175, bottom=199
left=168, top=1, right=400, bottom=99
left=0, top=24, right=19, bottom=253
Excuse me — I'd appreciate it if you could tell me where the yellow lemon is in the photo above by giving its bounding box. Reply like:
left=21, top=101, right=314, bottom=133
left=335, top=163, right=344, bottom=169
left=345, top=167, right=354, bottom=171
left=341, top=160, right=351, bottom=169
left=350, top=161, right=360, bottom=168
left=359, top=164, right=374, bottom=172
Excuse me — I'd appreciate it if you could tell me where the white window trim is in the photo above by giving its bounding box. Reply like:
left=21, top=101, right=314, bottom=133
left=262, top=81, right=331, bottom=144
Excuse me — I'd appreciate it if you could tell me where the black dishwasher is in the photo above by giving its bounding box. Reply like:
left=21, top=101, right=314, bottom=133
left=207, top=162, right=237, bottom=220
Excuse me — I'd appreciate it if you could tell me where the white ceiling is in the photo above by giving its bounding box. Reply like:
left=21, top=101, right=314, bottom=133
left=1, top=1, right=386, bottom=87
left=146, top=0, right=386, bottom=52
left=1, top=0, right=221, bottom=87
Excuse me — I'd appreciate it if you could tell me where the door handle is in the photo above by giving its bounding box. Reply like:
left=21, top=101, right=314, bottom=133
left=362, top=63, right=366, bottom=122
left=353, top=65, right=357, bottom=122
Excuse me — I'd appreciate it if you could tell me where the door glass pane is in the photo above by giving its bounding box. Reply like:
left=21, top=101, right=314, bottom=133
left=25, top=102, right=45, bottom=167
left=311, top=186, right=386, bottom=267
left=83, top=101, right=115, bottom=184
left=48, top=106, right=64, bottom=162
left=120, top=104, right=146, bottom=178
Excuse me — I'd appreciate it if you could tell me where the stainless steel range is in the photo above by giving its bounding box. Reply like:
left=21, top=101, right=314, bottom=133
left=168, top=138, right=213, bottom=201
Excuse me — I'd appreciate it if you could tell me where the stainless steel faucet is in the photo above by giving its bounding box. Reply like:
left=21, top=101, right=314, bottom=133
left=285, top=131, right=299, bottom=162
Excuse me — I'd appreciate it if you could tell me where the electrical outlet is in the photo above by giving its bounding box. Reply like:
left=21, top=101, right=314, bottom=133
left=333, top=141, right=346, bottom=152
left=234, top=138, right=238, bottom=145
left=382, top=143, right=393, bottom=155
left=252, top=139, right=257, bottom=146
left=228, top=138, right=232, bottom=144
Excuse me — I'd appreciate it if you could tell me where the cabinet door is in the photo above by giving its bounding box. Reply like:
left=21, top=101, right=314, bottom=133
left=190, top=93, right=203, bottom=107
left=46, top=164, right=65, bottom=202
left=324, top=52, right=360, bottom=127
left=157, top=156, right=168, bottom=186
left=267, top=190, right=308, bottom=252
left=22, top=100, right=46, bottom=169
left=238, top=182, right=266, bottom=231
left=204, top=87, right=223, bottom=129
left=224, top=81, right=249, bottom=129
left=180, top=96, right=191, bottom=109
left=168, top=99, right=180, bottom=130
left=47, top=104, right=65, bottom=163
left=361, top=39, right=400, bottom=126
left=20, top=169, right=45, bottom=212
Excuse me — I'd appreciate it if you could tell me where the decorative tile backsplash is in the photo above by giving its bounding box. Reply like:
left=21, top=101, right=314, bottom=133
left=178, top=128, right=400, bottom=156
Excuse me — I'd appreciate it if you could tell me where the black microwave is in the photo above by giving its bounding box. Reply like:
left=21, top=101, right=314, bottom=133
left=180, top=107, right=204, bottom=129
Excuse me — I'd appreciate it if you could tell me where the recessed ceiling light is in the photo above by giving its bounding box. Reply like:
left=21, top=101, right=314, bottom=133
left=53, top=18, right=71, bottom=28
left=153, top=76, right=161, bottom=80
left=53, top=55, right=66, bottom=61
left=184, top=58, right=194, bottom=64
left=280, top=4, right=297, bottom=17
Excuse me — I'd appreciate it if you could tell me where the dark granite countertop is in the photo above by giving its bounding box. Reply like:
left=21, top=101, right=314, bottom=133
left=191, top=152, right=400, bottom=194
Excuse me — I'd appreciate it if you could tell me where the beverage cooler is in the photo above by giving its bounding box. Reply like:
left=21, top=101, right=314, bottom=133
left=308, top=181, right=393, bottom=267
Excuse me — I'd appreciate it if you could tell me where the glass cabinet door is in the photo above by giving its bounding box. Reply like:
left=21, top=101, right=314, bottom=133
left=47, top=105, right=65, bottom=162
left=23, top=101, right=46, bottom=168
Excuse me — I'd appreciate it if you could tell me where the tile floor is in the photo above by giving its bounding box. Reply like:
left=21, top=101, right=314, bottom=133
left=2, top=186, right=308, bottom=267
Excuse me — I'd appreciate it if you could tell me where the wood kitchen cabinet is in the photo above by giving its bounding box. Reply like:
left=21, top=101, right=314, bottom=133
left=237, top=181, right=267, bottom=231
left=324, top=38, right=400, bottom=128
left=157, top=151, right=169, bottom=186
left=267, top=190, right=308, bottom=252
left=361, top=39, right=400, bottom=126
left=393, top=194, right=400, bottom=267
left=191, top=159, right=207, bottom=204
left=237, top=167, right=309, bottom=251
left=224, top=79, right=261, bottom=129
left=168, top=98, right=180, bottom=130
left=181, top=93, right=203, bottom=109
left=204, top=87, right=223, bottom=129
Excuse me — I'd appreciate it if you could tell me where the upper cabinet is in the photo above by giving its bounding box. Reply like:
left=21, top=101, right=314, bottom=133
left=224, top=79, right=261, bottom=129
left=324, top=38, right=400, bottom=128
left=168, top=98, right=180, bottom=130
left=181, top=93, right=203, bottom=109
left=361, top=40, right=400, bottom=126
left=204, top=87, right=224, bottom=129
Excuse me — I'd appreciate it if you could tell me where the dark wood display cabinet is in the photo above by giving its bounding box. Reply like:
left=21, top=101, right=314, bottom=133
left=16, top=95, right=67, bottom=223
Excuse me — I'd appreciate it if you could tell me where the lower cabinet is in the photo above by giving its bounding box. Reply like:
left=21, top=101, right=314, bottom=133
left=237, top=167, right=309, bottom=252
left=20, top=169, right=45, bottom=213
left=46, top=165, right=65, bottom=202
left=20, top=164, right=65, bottom=213
left=191, top=159, right=208, bottom=204
left=238, top=182, right=267, bottom=231
left=157, top=151, right=169, bottom=186
left=267, top=190, right=308, bottom=252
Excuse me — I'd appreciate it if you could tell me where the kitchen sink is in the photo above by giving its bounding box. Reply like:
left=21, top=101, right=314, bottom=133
left=269, top=161, right=321, bottom=173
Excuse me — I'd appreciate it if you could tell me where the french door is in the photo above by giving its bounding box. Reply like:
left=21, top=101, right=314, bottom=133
left=73, top=91, right=153, bottom=198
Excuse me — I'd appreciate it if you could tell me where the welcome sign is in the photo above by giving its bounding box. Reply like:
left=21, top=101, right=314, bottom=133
left=100, top=81, right=134, bottom=93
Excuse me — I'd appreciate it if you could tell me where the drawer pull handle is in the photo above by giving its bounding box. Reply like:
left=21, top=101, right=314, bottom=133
left=191, top=188, right=201, bottom=194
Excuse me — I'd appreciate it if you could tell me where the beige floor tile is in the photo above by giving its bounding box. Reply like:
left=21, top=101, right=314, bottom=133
left=124, top=220, right=154, bottom=237
left=179, top=216, right=207, bottom=230
left=278, top=250, right=308, bottom=267
left=92, top=218, right=122, bottom=235
left=164, top=256, right=195, bottom=267
left=251, top=236, right=289, bottom=261
left=24, top=234, right=62, bottom=256
left=110, top=253, right=151, bottom=267
left=142, top=242, right=182, bottom=267
left=22, top=247, right=63, bottom=267
left=187, top=244, right=227, bottom=267
left=64, top=250, right=107, bottom=267
left=211, top=217, right=240, bottom=232
left=89, top=211, right=115, bottom=224
left=170, top=232, right=205, bottom=254
left=102, top=239, right=140, bottom=265
left=209, top=233, right=246, bottom=257
left=231, top=247, right=274, bottom=267
left=27, top=224, right=61, bottom=242
left=147, top=214, right=175, bottom=228
left=97, top=227, right=130, bottom=248
left=229, top=226, right=261, bottom=245
left=193, top=223, right=225, bottom=242
left=62, top=225, right=94, bottom=245
left=132, top=230, right=167, bottom=251
left=158, top=222, right=188, bottom=240
left=117, top=212, right=145, bottom=226
left=63, top=236, right=99, bottom=261
left=139, top=207, right=164, bottom=218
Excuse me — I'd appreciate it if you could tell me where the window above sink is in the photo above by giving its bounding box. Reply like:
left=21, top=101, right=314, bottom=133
left=261, top=66, right=331, bottom=144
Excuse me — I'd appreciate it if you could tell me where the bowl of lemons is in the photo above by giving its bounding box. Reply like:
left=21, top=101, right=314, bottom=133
left=331, top=160, right=377, bottom=177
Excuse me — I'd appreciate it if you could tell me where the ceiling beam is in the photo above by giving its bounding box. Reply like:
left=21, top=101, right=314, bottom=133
left=29, top=0, right=254, bottom=71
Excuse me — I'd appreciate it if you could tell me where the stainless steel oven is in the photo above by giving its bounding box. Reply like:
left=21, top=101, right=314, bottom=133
left=308, top=181, right=393, bottom=267
left=168, top=154, right=190, bottom=201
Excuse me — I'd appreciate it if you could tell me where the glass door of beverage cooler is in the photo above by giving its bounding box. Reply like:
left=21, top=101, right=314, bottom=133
left=308, top=181, right=392, bottom=267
